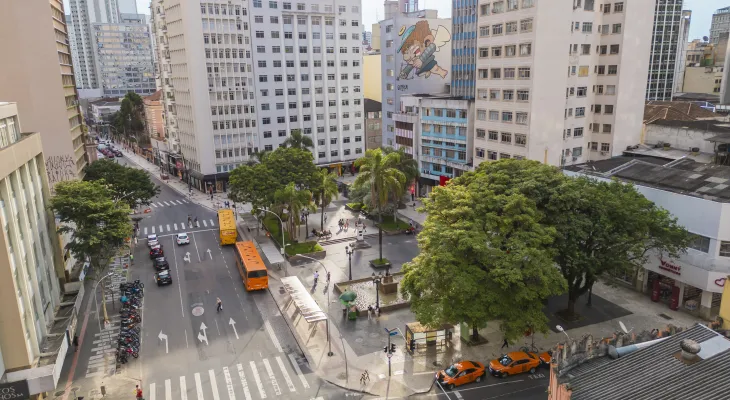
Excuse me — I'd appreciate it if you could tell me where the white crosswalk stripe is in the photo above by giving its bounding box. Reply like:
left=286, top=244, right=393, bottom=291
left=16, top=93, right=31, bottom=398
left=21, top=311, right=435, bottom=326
left=164, top=201, right=171, bottom=206
left=159, top=225, right=163, bottom=232
left=210, top=369, right=222, bottom=400
left=177, top=200, right=184, bottom=204
left=181, top=221, right=186, bottom=229
left=210, top=219, right=215, bottom=226
left=165, top=379, right=172, bottom=400
left=288, top=353, right=310, bottom=389
left=152, top=226, right=156, bottom=234
left=158, top=202, right=165, bottom=207
left=262, top=359, right=281, bottom=396
left=151, top=203, right=158, bottom=208
left=223, top=366, right=236, bottom=400
left=144, top=227, right=148, bottom=235
left=150, top=383, right=156, bottom=400
left=203, top=220, right=208, bottom=227
left=167, top=224, right=171, bottom=231
left=249, top=361, right=266, bottom=399
left=174, top=223, right=178, bottom=230
left=180, top=376, right=188, bottom=400
left=236, top=364, right=253, bottom=400
left=195, top=372, right=204, bottom=400
left=276, top=356, right=296, bottom=393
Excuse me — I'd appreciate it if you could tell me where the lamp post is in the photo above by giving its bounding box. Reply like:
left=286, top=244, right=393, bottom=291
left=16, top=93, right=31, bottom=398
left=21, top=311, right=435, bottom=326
left=371, top=272, right=382, bottom=309
left=255, top=208, right=286, bottom=255
left=345, top=245, right=353, bottom=281
left=94, top=272, right=118, bottom=331
left=295, top=254, right=334, bottom=357
left=303, top=209, right=310, bottom=238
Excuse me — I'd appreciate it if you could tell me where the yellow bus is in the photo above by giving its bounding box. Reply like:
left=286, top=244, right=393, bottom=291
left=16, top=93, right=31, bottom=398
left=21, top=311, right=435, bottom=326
left=218, top=209, right=237, bottom=245
left=233, top=241, right=268, bottom=291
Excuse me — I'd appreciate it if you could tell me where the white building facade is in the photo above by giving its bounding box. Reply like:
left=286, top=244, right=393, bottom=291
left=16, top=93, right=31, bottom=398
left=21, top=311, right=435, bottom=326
left=646, top=0, right=687, bottom=101
left=472, top=0, right=655, bottom=168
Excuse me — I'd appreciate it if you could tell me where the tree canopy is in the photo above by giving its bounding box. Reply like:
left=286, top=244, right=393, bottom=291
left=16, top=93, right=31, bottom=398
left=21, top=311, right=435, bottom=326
left=282, top=129, right=314, bottom=149
left=313, top=168, right=339, bottom=230
left=83, top=159, right=160, bottom=209
left=112, top=92, right=145, bottom=142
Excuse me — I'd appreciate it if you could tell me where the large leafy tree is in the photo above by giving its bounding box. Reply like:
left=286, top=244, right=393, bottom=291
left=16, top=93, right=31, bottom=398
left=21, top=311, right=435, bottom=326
left=353, top=149, right=406, bottom=262
left=282, top=129, right=314, bottom=149
left=400, top=163, right=567, bottom=341
left=49, top=180, right=132, bottom=324
left=112, top=93, right=145, bottom=142
left=84, top=159, right=159, bottom=209
left=313, top=169, right=339, bottom=230
left=228, top=162, right=276, bottom=211
left=382, top=147, right=419, bottom=205
left=273, top=183, right=313, bottom=240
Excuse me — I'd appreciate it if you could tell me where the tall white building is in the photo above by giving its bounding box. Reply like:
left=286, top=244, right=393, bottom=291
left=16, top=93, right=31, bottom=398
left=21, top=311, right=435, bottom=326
left=646, top=0, right=686, bottom=101
left=710, top=6, right=730, bottom=45
left=151, top=0, right=259, bottom=192
left=250, top=0, right=365, bottom=172
left=473, top=0, right=655, bottom=168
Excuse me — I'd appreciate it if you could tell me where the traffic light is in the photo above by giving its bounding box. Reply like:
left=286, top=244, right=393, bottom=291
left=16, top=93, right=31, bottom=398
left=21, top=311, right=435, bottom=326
left=390, top=343, right=396, bottom=353
left=383, top=346, right=388, bottom=353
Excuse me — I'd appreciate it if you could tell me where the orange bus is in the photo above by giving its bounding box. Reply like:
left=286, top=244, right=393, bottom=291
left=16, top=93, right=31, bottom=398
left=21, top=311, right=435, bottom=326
left=218, top=209, right=237, bottom=245
left=233, top=241, right=268, bottom=291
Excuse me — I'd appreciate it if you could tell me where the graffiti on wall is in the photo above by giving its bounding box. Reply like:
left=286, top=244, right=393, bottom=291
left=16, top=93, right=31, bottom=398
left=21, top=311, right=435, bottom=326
left=45, top=155, right=76, bottom=193
left=397, top=21, right=451, bottom=81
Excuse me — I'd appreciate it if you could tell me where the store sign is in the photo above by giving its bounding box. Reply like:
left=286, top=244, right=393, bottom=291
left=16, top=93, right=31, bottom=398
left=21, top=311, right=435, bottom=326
left=176, top=161, right=183, bottom=170
left=715, top=278, right=727, bottom=288
left=0, top=380, right=30, bottom=400
left=659, top=258, right=681, bottom=275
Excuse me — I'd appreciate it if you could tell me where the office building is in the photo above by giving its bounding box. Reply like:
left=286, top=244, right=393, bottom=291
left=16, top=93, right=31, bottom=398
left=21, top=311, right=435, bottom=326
left=672, top=10, right=692, bottom=94
left=0, top=0, right=88, bottom=187
left=363, top=30, right=373, bottom=47
left=451, top=0, right=477, bottom=99
left=144, top=90, right=165, bottom=141
left=0, top=102, right=76, bottom=399
left=711, top=6, right=730, bottom=45
left=378, top=8, right=451, bottom=147
left=646, top=0, right=686, bottom=101
left=364, top=99, right=382, bottom=150
left=93, top=19, right=156, bottom=96
left=473, top=0, right=655, bottom=168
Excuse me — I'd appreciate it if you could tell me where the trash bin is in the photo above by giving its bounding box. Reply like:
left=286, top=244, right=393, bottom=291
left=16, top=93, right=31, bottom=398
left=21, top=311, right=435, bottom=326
left=348, top=305, right=358, bottom=320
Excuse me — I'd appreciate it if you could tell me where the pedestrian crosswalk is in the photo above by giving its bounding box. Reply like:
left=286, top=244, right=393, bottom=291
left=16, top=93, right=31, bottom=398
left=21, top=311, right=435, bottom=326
left=149, top=199, right=190, bottom=208
left=142, top=219, right=216, bottom=235
left=148, top=354, right=312, bottom=400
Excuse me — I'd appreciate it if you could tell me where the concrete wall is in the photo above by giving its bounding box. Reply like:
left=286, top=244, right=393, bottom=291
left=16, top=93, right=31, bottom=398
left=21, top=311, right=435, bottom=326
left=684, top=67, right=722, bottom=95
left=364, top=54, right=382, bottom=101
left=643, top=123, right=719, bottom=154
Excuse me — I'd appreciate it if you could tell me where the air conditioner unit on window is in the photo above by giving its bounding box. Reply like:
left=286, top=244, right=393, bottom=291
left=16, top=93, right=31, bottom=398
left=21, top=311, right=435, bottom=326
left=600, top=151, right=607, bottom=156
left=572, top=156, right=578, bottom=161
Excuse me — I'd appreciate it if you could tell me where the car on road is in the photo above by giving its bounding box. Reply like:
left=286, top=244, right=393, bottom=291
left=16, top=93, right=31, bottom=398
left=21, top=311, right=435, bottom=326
left=176, top=233, right=190, bottom=245
left=435, top=361, right=486, bottom=390
left=488, top=351, right=548, bottom=378
left=114, top=150, right=123, bottom=157
left=147, top=234, right=159, bottom=247
left=153, top=256, right=170, bottom=271
left=149, top=244, right=164, bottom=259
left=106, top=152, right=115, bottom=159
left=155, top=269, right=172, bottom=286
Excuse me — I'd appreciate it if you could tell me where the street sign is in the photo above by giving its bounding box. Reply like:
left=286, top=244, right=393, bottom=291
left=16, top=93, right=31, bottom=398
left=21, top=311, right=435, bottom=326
left=389, top=331, right=398, bottom=336
left=387, top=353, right=393, bottom=358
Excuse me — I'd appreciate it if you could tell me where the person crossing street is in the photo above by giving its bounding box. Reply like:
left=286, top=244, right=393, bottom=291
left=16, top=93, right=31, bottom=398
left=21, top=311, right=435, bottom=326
left=216, top=297, right=223, bottom=312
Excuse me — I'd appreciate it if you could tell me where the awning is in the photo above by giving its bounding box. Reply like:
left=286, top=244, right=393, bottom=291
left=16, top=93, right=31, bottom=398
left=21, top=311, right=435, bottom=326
left=281, top=276, right=327, bottom=323
left=257, top=239, right=285, bottom=266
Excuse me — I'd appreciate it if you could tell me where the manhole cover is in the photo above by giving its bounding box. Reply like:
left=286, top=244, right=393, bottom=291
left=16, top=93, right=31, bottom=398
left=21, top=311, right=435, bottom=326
left=192, top=306, right=205, bottom=316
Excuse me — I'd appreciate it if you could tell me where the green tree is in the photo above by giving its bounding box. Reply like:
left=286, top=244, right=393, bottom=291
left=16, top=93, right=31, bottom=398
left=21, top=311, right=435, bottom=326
left=228, top=162, right=276, bottom=211
left=353, top=149, right=406, bottom=262
left=112, top=93, right=145, bottom=142
left=273, top=183, right=313, bottom=240
left=282, top=129, right=314, bottom=149
left=264, top=147, right=320, bottom=190
left=382, top=147, right=419, bottom=202
left=400, top=164, right=567, bottom=341
left=49, top=180, right=132, bottom=324
left=313, top=169, right=339, bottom=230
left=84, top=159, right=160, bottom=209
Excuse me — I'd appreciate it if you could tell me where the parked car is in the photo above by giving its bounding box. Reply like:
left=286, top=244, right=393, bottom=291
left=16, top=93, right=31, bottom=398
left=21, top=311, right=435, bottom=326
left=435, top=361, right=486, bottom=390
left=176, top=233, right=190, bottom=245
left=488, top=351, right=546, bottom=378
left=155, top=269, right=172, bottom=286
left=153, top=256, right=170, bottom=271
left=149, top=244, right=164, bottom=259
left=106, top=153, right=115, bottom=159
left=114, top=150, right=123, bottom=157
left=147, top=234, right=159, bottom=247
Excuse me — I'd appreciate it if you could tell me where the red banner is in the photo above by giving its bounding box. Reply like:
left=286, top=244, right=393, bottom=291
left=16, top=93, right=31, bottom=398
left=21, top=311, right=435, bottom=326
left=439, top=175, right=450, bottom=186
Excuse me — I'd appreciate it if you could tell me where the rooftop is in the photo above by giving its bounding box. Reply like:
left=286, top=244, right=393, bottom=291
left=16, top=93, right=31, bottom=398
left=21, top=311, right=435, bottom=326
left=646, top=118, right=730, bottom=134
left=89, top=97, right=121, bottom=107
left=644, top=101, right=719, bottom=123
left=364, top=98, right=382, bottom=113
left=562, top=324, right=730, bottom=400
left=144, top=89, right=162, bottom=102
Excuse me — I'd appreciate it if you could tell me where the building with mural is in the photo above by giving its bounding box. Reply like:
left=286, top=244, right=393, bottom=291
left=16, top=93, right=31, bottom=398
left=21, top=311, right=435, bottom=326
left=378, top=9, right=452, bottom=148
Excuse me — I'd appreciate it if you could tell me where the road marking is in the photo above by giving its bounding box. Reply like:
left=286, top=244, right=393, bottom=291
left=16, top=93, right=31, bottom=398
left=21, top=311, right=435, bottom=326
left=171, top=238, right=185, bottom=318
left=194, top=372, right=205, bottom=400
left=144, top=227, right=148, bottom=235
left=249, top=361, right=267, bottom=399
left=210, top=219, right=215, bottom=226
left=167, top=224, right=171, bottom=231
left=152, top=226, right=156, bottom=234
left=223, top=367, right=236, bottom=400
left=236, top=364, right=253, bottom=400
left=203, top=220, right=208, bottom=227
left=177, top=200, right=184, bottom=204
left=165, top=379, right=172, bottom=400
left=151, top=203, right=158, bottom=208
left=454, top=391, right=464, bottom=399
left=262, top=359, right=281, bottom=396
left=174, top=223, right=178, bottom=230
left=276, top=356, right=296, bottom=392
left=209, top=369, right=221, bottom=400
left=183, top=199, right=189, bottom=203
left=192, top=231, right=202, bottom=261
left=180, top=376, right=188, bottom=400
left=164, top=201, right=171, bottom=206
left=159, top=225, right=163, bottom=232
left=182, top=221, right=186, bottom=228
left=287, top=354, right=310, bottom=389
left=150, top=383, right=156, bottom=400
left=158, top=202, right=165, bottom=207
left=264, top=320, right=283, bottom=352
left=139, top=228, right=219, bottom=239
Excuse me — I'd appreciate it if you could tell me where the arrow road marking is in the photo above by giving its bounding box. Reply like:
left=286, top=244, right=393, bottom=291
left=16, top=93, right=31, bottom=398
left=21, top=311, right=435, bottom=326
left=207, top=249, right=213, bottom=259
left=158, top=331, right=168, bottom=354
left=229, top=318, right=239, bottom=340
left=198, top=322, right=209, bottom=345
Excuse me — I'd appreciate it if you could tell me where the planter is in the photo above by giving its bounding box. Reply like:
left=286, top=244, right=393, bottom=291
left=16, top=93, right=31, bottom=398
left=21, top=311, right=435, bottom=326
left=369, top=259, right=392, bottom=269
left=345, top=203, right=363, bottom=212
left=288, top=250, right=327, bottom=263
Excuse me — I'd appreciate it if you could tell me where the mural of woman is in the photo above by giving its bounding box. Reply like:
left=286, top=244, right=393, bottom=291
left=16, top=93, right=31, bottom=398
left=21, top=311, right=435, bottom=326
left=397, top=20, right=451, bottom=80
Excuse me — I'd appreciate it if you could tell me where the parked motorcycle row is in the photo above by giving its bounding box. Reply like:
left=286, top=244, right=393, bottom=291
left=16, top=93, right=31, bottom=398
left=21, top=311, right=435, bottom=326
left=116, top=280, right=144, bottom=365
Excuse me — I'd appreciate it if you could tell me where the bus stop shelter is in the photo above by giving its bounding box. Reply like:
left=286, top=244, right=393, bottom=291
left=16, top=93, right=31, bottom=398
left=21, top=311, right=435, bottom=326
left=256, top=239, right=286, bottom=272
left=281, top=276, right=327, bottom=323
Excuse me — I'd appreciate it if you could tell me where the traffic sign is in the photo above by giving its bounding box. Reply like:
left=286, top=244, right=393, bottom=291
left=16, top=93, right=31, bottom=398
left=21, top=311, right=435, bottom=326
left=387, top=353, right=393, bottom=358
left=389, top=331, right=398, bottom=336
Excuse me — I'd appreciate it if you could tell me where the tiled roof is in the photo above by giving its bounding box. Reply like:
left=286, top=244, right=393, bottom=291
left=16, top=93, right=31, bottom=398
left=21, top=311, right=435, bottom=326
left=644, top=101, right=718, bottom=123
left=569, top=325, right=730, bottom=400
left=145, top=90, right=162, bottom=102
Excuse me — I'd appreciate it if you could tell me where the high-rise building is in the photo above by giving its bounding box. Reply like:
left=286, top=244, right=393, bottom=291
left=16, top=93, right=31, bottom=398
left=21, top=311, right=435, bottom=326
left=451, top=0, right=477, bottom=99
left=0, top=102, right=73, bottom=398
left=473, top=0, right=655, bottom=168
left=378, top=8, right=451, bottom=148
left=363, top=30, right=373, bottom=47
left=646, top=0, right=686, bottom=101
left=151, top=0, right=258, bottom=191
left=0, top=0, right=88, bottom=187
left=673, top=10, right=692, bottom=95
left=711, top=6, right=730, bottom=45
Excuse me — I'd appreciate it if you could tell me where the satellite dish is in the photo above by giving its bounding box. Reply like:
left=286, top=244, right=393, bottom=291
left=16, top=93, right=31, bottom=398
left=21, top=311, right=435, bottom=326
left=703, top=36, right=709, bottom=42
left=619, top=321, right=633, bottom=334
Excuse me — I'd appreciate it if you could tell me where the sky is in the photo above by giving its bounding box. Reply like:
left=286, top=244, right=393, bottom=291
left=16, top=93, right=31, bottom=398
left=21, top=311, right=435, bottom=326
left=121, top=0, right=723, bottom=41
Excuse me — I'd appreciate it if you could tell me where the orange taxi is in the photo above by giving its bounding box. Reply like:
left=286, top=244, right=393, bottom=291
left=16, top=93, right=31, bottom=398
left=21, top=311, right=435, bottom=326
left=435, top=360, right=486, bottom=389
left=488, top=351, right=551, bottom=378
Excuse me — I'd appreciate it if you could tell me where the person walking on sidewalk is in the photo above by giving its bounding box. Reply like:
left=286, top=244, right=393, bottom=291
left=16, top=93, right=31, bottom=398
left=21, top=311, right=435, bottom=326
left=216, top=297, right=223, bottom=312
left=502, top=338, right=509, bottom=349
left=326, top=271, right=331, bottom=284
left=367, top=305, right=373, bottom=320
left=135, top=385, right=143, bottom=399
left=313, top=271, right=319, bottom=286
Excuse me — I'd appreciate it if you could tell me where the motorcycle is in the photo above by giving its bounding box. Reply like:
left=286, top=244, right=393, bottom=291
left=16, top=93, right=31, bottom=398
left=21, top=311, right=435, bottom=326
left=403, top=226, right=417, bottom=235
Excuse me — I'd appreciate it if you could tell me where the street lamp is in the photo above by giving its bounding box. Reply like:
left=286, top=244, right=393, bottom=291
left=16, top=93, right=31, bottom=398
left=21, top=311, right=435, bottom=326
left=345, top=245, right=353, bottom=281
left=94, top=272, right=119, bottom=331
left=255, top=208, right=286, bottom=255
left=371, top=272, right=383, bottom=310
left=303, top=209, right=310, bottom=238
left=295, top=254, right=334, bottom=357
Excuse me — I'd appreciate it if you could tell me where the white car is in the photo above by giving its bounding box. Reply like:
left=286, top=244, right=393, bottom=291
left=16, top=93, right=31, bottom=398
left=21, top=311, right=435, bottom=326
left=147, top=234, right=159, bottom=247
left=176, top=233, right=190, bottom=245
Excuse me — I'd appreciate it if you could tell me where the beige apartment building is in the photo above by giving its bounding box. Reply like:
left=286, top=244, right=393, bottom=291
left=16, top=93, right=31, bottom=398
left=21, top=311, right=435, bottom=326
left=0, top=103, right=75, bottom=399
left=0, top=0, right=88, bottom=189
left=144, top=90, right=166, bottom=140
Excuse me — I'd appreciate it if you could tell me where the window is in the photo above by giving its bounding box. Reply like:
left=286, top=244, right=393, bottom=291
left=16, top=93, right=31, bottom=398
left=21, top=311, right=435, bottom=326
left=578, top=66, right=589, bottom=77
left=478, top=89, right=488, bottom=99
left=506, top=21, right=518, bottom=34
left=492, top=24, right=503, bottom=35
left=489, top=110, right=499, bottom=121
left=477, top=109, right=487, bottom=120
left=520, top=18, right=533, bottom=32
left=519, top=43, right=532, bottom=56
left=516, top=112, right=528, bottom=125
left=597, top=65, right=606, bottom=75
left=582, top=22, right=593, bottom=33
left=606, top=85, right=616, bottom=95
left=689, top=235, right=710, bottom=253
left=574, top=127, right=583, bottom=137
left=607, top=65, right=618, bottom=75
left=577, top=87, right=587, bottom=97
left=480, top=4, right=489, bottom=15
left=614, top=2, right=624, bottom=12
left=601, top=143, right=610, bottom=152
left=504, top=68, right=516, bottom=79
left=719, top=241, right=730, bottom=257
left=491, top=68, right=501, bottom=79
left=515, top=134, right=526, bottom=146
left=503, top=90, right=514, bottom=101
left=603, top=124, right=612, bottom=133
left=612, top=23, right=622, bottom=34
left=573, top=147, right=583, bottom=157
left=517, top=90, right=529, bottom=101
left=518, top=67, right=531, bottom=79
left=593, top=104, right=602, bottom=114
left=479, top=47, right=489, bottom=58
left=605, top=105, right=614, bottom=114
left=253, top=0, right=262, bottom=7
left=488, top=151, right=498, bottom=160
left=493, top=1, right=504, bottom=13
left=522, top=0, right=534, bottom=7
left=480, top=26, right=490, bottom=37
left=476, top=148, right=485, bottom=158
left=507, top=0, right=518, bottom=11
left=603, top=3, right=611, bottom=13
left=479, top=69, right=488, bottom=79
left=581, top=44, right=591, bottom=55
left=505, top=45, right=516, bottom=57
left=502, top=111, right=513, bottom=123
left=501, top=132, right=512, bottom=143
left=476, top=129, right=486, bottom=139
left=487, top=131, right=498, bottom=141
left=490, top=90, right=499, bottom=100
left=584, top=0, right=594, bottom=11
left=610, top=44, right=620, bottom=54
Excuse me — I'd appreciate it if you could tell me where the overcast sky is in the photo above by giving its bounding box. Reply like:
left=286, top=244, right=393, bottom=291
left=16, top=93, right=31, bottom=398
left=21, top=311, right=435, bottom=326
left=119, top=0, right=724, bottom=42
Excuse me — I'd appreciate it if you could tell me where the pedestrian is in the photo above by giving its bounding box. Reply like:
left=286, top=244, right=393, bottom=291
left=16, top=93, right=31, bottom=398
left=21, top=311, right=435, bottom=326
left=135, top=385, right=143, bottom=399
left=314, top=270, right=319, bottom=285
left=73, top=335, right=79, bottom=352
left=216, top=297, right=223, bottom=312
left=324, top=213, right=328, bottom=223
left=345, top=219, right=349, bottom=230
left=367, top=305, right=373, bottom=320
left=374, top=306, right=380, bottom=319
left=326, top=271, right=331, bottom=283
left=129, top=253, right=134, bottom=265
left=502, top=338, right=509, bottom=349
left=411, top=188, right=415, bottom=202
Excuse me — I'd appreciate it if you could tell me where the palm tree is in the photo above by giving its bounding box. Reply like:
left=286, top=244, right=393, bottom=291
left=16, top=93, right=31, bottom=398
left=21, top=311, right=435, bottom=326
left=383, top=147, right=419, bottom=206
left=246, top=149, right=269, bottom=166
left=273, top=182, right=313, bottom=241
left=353, top=149, right=406, bottom=262
left=314, top=169, right=339, bottom=230
left=282, top=129, right=314, bottom=149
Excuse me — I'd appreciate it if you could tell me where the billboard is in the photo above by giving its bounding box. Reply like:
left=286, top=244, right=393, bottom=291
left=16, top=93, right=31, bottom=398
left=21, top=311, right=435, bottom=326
left=396, top=20, right=451, bottom=83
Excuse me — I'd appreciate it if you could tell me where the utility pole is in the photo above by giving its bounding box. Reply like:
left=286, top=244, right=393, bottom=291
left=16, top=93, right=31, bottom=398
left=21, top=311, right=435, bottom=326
left=384, top=328, right=398, bottom=377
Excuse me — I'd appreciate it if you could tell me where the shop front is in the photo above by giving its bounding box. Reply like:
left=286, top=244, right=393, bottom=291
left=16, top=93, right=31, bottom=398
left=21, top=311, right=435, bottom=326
left=641, top=253, right=727, bottom=319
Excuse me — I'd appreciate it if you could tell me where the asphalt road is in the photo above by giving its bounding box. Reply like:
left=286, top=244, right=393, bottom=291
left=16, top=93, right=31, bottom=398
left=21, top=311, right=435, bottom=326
left=417, top=371, right=549, bottom=400
left=125, top=157, right=349, bottom=400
